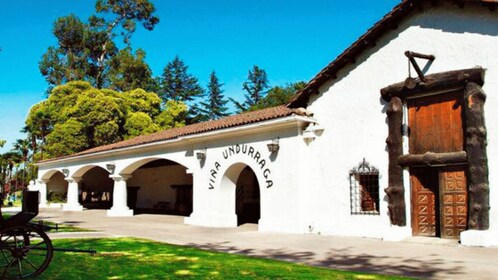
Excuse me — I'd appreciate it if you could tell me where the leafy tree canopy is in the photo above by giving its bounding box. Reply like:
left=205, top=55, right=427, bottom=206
left=249, top=81, right=306, bottom=111
left=25, top=81, right=186, bottom=159
left=154, top=100, right=188, bottom=130
left=40, top=0, right=159, bottom=90
left=108, top=47, right=157, bottom=92
left=45, top=119, right=89, bottom=157
left=124, top=112, right=159, bottom=139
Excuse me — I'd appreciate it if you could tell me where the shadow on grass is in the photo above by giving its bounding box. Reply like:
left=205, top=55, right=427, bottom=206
left=185, top=242, right=465, bottom=279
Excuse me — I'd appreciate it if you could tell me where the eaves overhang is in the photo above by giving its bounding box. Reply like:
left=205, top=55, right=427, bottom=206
left=36, top=114, right=316, bottom=167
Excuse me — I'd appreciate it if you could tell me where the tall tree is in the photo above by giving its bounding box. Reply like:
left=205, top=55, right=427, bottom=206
left=92, top=0, right=159, bottom=87
left=159, top=56, right=204, bottom=124
left=108, top=47, right=156, bottom=91
left=12, top=139, right=30, bottom=188
left=231, top=65, right=269, bottom=112
left=39, top=0, right=159, bottom=89
left=159, top=56, right=204, bottom=103
left=25, top=102, right=52, bottom=160
left=39, top=15, right=88, bottom=87
left=1, top=151, right=21, bottom=191
left=199, top=71, right=229, bottom=120
left=0, top=154, right=6, bottom=188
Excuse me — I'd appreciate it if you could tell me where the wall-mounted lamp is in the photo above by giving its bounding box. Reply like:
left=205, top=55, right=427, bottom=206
left=303, top=123, right=325, bottom=143
left=267, top=138, right=280, bottom=153
left=308, top=124, right=324, bottom=136
left=106, top=163, right=116, bottom=174
left=196, top=148, right=206, bottom=160
left=302, top=130, right=315, bottom=141
left=62, top=168, right=70, bottom=177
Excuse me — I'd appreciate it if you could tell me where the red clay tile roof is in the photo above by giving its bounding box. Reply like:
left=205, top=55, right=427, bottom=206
left=287, top=0, right=498, bottom=108
left=39, top=106, right=309, bottom=163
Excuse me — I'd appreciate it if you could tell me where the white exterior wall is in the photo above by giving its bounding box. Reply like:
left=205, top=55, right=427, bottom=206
left=304, top=5, right=498, bottom=242
left=185, top=126, right=308, bottom=233
left=37, top=116, right=313, bottom=233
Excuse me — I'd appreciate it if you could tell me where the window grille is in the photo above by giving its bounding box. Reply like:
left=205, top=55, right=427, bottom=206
left=349, top=158, right=380, bottom=215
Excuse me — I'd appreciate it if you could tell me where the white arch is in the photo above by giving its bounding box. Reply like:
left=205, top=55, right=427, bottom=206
left=220, top=162, right=248, bottom=190
left=40, top=169, right=64, bottom=181
left=120, top=157, right=190, bottom=175
left=72, top=164, right=109, bottom=178
left=218, top=161, right=264, bottom=226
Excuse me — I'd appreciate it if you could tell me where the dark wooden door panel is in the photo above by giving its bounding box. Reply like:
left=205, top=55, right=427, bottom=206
left=439, top=167, right=467, bottom=239
left=411, top=168, right=438, bottom=237
left=408, top=91, right=464, bottom=154
left=411, top=167, right=468, bottom=239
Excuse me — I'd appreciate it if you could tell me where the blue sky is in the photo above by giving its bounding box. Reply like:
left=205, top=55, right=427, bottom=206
left=0, top=0, right=399, bottom=152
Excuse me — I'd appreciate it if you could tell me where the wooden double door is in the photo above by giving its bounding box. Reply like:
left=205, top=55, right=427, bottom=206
left=408, top=91, right=468, bottom=238
left=411, top=166, right=467, bottom=238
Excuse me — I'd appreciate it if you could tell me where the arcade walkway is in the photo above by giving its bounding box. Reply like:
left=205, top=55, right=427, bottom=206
left=36, top=208, right=497, bottom=280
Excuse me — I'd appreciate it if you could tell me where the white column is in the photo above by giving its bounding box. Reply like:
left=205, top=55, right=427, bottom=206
left=63, top=177, right=83, bottom=211
left=36, top=179, right=49, bottom=208
left=107, top=175, right=133, bottom=217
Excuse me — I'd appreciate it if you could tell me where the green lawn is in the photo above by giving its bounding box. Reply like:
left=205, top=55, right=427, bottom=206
left=35, top=238, right=411, bottom=280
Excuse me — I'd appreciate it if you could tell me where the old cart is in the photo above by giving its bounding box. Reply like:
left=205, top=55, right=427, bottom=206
left=0, top=191, right=95, bottom=279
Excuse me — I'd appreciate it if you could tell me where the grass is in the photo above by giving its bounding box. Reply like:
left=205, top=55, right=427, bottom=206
left=34, top=238, right=412, bottom=280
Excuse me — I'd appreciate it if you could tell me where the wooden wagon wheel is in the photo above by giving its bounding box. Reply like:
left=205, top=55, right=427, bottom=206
left=0, top=224, right=53, bottom=279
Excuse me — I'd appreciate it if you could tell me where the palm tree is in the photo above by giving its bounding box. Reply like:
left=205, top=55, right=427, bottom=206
left=21, top=126, right=40, bottom=180
left=0, top=153, right=7, bottom=187
left=26, top=109, right=52, bottom=160
left=12, top=139, right=30, bottom=189
left=2, top=152, right=21, bottom=192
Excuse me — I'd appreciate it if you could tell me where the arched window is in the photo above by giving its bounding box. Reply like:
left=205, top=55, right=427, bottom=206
left=349, top=159, right=380, bottom=215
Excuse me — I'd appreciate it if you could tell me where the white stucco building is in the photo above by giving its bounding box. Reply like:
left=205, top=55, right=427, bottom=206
left=35, top=0, right=498, bottom=246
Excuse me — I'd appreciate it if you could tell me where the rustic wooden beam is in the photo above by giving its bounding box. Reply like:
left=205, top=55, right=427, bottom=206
left=464, top=82, right=489, bottom=230
left=398, top=151, right=467, bottom=167
left=381, top=68, right=485, bottom=101
left=405, top=51, right=435, bottom=61
left=384, top=97, right=406, bottom=226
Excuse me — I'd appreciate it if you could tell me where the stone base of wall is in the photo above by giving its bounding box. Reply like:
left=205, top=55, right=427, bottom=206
left=461, top=230, right=498, bottom=247
left=185, top=212, right=237, bottom=228
left=62, top=203, right=83, bottom=212
left=381, top=225, right=412, bottom=241
left=107, top=208, right=134, bottom=217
